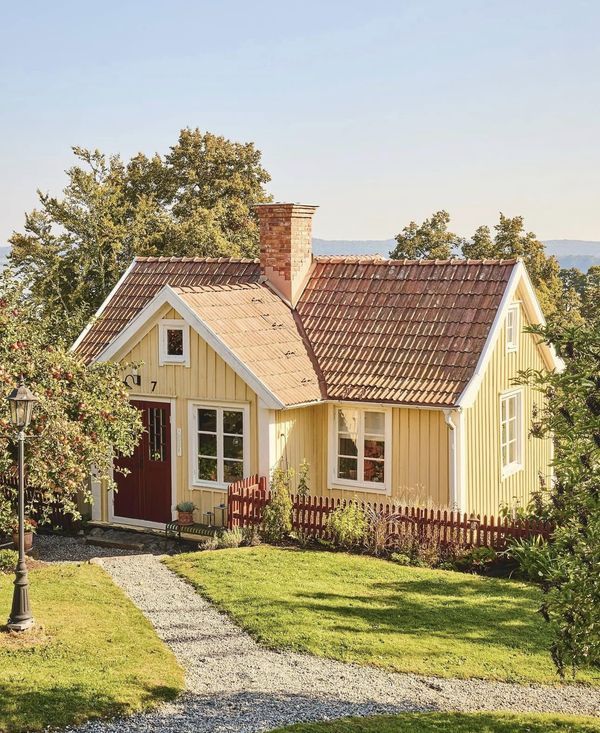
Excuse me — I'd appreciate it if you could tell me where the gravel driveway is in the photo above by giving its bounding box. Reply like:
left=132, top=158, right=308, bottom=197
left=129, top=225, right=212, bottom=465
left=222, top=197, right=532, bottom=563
left=59, top=553, right=600, bottom=733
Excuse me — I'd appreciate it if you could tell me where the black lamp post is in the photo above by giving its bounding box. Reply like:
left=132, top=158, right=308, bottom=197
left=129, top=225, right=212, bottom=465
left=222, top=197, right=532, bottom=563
left=6, top=377, right=38, bottom=632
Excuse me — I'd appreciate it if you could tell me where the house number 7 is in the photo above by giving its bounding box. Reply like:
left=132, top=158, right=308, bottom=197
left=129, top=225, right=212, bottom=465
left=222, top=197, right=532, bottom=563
left=151, top=380, right=157, bottom=393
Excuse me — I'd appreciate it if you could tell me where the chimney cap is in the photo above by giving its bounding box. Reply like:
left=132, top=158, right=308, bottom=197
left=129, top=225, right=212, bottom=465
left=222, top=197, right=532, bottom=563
left=253, top=202, right=319, bottom=209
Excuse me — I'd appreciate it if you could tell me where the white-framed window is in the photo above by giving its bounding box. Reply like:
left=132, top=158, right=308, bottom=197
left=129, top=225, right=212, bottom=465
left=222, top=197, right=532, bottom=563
left=500, top=389, right=523, bottom=478
left=159, top=320, right=189, bottom=366
left=506, top=304, right=519, bottom=352
left=189, top=402, right=249, bottom=490
left=330, top=405, right=392, bottom=493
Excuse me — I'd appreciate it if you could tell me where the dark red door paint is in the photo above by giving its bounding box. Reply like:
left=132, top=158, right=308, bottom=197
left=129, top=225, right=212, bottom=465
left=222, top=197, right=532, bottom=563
left=114, top=400, right=172, bottom=523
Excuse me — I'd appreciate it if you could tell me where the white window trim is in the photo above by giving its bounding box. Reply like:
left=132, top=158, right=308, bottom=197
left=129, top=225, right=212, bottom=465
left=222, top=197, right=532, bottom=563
left=188, top=400, right=250, bottom=491
left=328, top=404, right=392, bottom=494
left=500, top=388, right=524, bottom=479
left=506, top=303, right=520, bottom=353
left=159, top=319, right=190, bottom=366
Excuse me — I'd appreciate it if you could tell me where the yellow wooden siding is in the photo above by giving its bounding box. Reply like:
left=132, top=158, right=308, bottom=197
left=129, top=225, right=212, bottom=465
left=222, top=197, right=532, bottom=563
left=110, top=307, right=259, bottom=523
left=275, top=405, right=450, bottom=507
left=464, top=287, right=552, bottom=516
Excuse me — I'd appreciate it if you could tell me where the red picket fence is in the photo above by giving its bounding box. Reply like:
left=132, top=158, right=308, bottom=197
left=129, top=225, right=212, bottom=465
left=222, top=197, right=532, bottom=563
left=227, top=476, right=553, bottom=550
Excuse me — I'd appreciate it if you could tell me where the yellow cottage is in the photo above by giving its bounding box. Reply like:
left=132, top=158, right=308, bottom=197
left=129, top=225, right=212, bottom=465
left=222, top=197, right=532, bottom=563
left=73, top=203, right=560, bottom=529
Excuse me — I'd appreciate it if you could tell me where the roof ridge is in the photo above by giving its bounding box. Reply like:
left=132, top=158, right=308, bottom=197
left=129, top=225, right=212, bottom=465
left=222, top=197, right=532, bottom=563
left=314, top=256, right=521, bottom=266
left=134, top=256, right=260, bottom=264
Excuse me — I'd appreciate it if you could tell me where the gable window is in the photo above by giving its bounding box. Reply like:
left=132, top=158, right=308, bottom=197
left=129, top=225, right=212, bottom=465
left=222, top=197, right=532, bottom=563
left=331, top=406, right=391, bottom=492
left=190, top=403, right=249, bottom=489
left=500, top=390, right=523, bottom=478
left=159, top=320, right=189, bottom=365
left=506, top=304, right=519, bottom=352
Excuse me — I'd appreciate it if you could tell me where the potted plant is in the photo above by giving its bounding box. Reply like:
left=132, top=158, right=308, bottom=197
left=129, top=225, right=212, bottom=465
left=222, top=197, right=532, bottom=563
left=11, top=517, right=37, bottom=552
left=175, top=501, right=196, bottom=526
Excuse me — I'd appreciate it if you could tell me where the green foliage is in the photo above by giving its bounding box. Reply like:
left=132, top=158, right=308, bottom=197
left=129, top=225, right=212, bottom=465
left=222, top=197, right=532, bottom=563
left=9, top=129, right=271, bottom=342
left=0, top=549, right=18, bottom=573
left=241, top=524, right=262, bottom=547
left=454, top=546, right=498, bottom=574
left=363, top=505, right=402, bottom=556
left=261, top=467, right=293, bottom=543
left=0, top=274, right=142, bottom=524
left=390, top=210, right=463, bottom=260
left=518, top=318, right=600, bottom=676
left=390, top=551, right=412, bottom=566
left=326, top=502, right=367, bottom=549
left=296, top=459, right=310, bottom=497
left=505, top=536, right=553, bottom=583
left=175, top=501, right=196, bottom=513
left=0, top=492, right=13, bottom=535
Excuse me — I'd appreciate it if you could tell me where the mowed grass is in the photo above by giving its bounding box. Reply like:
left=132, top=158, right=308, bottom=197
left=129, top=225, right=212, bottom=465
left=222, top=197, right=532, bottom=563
left=268, top=712, right=600, bottom=733
left=165, top=546, right=599, bottom=685
left=0, top=563, right=184, bottom=732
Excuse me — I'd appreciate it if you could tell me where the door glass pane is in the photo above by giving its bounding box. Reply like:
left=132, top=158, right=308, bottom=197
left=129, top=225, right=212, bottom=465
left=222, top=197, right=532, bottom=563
left=223, top=410, right=243, bottom=435
left=224, top=435, right=243, bottom=460
left=224, top=459, right=243, bottom=482
left=198, top=408, right=217, bottom=432
left=148, top=407, right=166, bottom=461
left=198, top=457, right=218, bottom=482
left=166, top=328, right=184, bottom=356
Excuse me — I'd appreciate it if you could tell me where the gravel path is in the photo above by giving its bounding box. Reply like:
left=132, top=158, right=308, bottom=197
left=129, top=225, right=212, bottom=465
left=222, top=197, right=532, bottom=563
left=61, top=554, right=599, bottom=733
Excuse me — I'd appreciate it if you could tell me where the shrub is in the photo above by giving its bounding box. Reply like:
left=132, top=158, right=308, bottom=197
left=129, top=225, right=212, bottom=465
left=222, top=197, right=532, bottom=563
left=390, top=552, right=412, bottom=566
left=454, top=546, right=498, bottom=573
left=0, top=549, right=18, bottom=573
left=363, top=506, right=402, bottom=556
left=505, top=535, right=553, bottom=583
left=326, top=502, right=367, bottom=549
left=198, top=536, right=219, bottom=551
left=175, top=501, right=196, bottom=513
left=241, top=524, right=262, bottom=547
left=296, top=459, right=310, bottom=497
left=218, top=527, right=244, bottom=549
left=261, top=467, right=293, bottom=543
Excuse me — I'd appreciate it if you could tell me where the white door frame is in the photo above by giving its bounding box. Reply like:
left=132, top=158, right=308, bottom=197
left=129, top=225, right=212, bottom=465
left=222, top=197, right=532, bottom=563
left=109, top=395, right=178, bottom=529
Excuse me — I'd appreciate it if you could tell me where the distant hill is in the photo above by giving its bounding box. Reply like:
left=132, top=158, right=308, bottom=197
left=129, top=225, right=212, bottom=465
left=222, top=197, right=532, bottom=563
left=314, top=238, right=600, bottom=271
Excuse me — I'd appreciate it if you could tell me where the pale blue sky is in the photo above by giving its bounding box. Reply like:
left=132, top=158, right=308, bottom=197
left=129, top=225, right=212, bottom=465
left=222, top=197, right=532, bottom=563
left=1, top=0, right=599, bottom=245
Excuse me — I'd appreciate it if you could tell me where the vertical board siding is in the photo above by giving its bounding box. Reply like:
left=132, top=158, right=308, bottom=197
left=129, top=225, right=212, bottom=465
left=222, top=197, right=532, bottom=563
left=465, top=288, right=552, bottom=516
left=116, top=307, right=259, bottom=522
left=275, top=404, right=450, bottom=507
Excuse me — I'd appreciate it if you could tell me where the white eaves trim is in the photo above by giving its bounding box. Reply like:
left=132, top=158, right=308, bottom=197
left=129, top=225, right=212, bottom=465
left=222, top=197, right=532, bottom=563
left=456, top=260, right=562, bottom=410
left=93, top=285, right=285, bottom=410
left=71, top=259, right=137, bottom=352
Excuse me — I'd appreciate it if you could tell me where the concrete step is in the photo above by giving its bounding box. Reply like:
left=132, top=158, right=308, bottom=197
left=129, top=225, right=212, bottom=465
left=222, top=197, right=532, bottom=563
left=85, top=535, right=148, bottom=552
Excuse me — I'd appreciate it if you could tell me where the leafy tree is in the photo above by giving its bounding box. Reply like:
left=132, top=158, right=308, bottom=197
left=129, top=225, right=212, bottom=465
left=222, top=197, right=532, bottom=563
left=0, top=273, right=141, bottom=527
left=10, top=129, right=271, bottom=342
left=462, top=214, right=563, bottom=318
left=519, top=319, right=600, bottom=676
left=581, top=265, right=600, bottom=323
left=390, top=210, right=464, bottom=260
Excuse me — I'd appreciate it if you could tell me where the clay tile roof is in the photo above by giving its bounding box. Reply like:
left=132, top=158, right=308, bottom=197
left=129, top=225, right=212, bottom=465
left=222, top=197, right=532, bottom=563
left=174, top=284, right=322, bottom=407
left=74, top=255, right=518, bottom=408
left=75, top=257, right=261, bottom=363
left=296, top=258, right=518, bottom=406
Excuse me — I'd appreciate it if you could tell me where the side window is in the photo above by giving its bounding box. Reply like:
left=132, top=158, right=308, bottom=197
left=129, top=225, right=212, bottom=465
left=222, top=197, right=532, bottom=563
left=500, top=390, right=523, bottom=477
left=506, top=304, right=519, bottom=352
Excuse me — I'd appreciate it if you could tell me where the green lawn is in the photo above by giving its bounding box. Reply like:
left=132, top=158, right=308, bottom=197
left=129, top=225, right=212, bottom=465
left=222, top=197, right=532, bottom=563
left=0, top=562, right=184, bottom=732
left=165, top=546, right=599, bottom=685
left=268, top=712, right=600, bottom=733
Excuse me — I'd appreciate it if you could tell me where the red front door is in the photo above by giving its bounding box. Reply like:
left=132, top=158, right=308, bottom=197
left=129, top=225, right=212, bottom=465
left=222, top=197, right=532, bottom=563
left=114, top=400, right=172, bottom=524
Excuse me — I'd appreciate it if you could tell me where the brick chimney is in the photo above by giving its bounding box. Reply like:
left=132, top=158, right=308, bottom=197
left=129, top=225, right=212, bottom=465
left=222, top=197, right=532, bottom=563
left=254, top=203, right=318, bottom=307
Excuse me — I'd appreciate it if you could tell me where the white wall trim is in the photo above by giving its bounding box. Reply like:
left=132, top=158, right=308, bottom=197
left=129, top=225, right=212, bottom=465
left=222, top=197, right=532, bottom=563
left=258, top=400, right=277, bottom=487
left=71, top=259, right=137, bottom=352
left=94, top=285, right=284, bottom=410
left=109, top=395, right=177, bottom=528
left=443, top=408, right=466, bottom=513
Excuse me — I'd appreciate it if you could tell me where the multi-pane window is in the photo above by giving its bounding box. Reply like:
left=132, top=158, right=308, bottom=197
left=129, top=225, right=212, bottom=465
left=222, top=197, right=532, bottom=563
left=506, top=304, right=519, bottom=352
left=194, top=405, right=246, bottom=487
left=148, top=407, right=167, bottom=462
left=159, top=320, right=188, bottom=364
left=500, top=391, right=522, bottom=476
left=335, top=407, right=388, bottom=488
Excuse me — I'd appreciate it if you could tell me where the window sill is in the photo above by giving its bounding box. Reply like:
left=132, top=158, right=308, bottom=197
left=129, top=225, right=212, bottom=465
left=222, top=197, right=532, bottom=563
left=191, top=481, right=228, bottom=492
left=501, top=462, right=523, bottom=480
left=330, top=480, right=391, bottom=496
